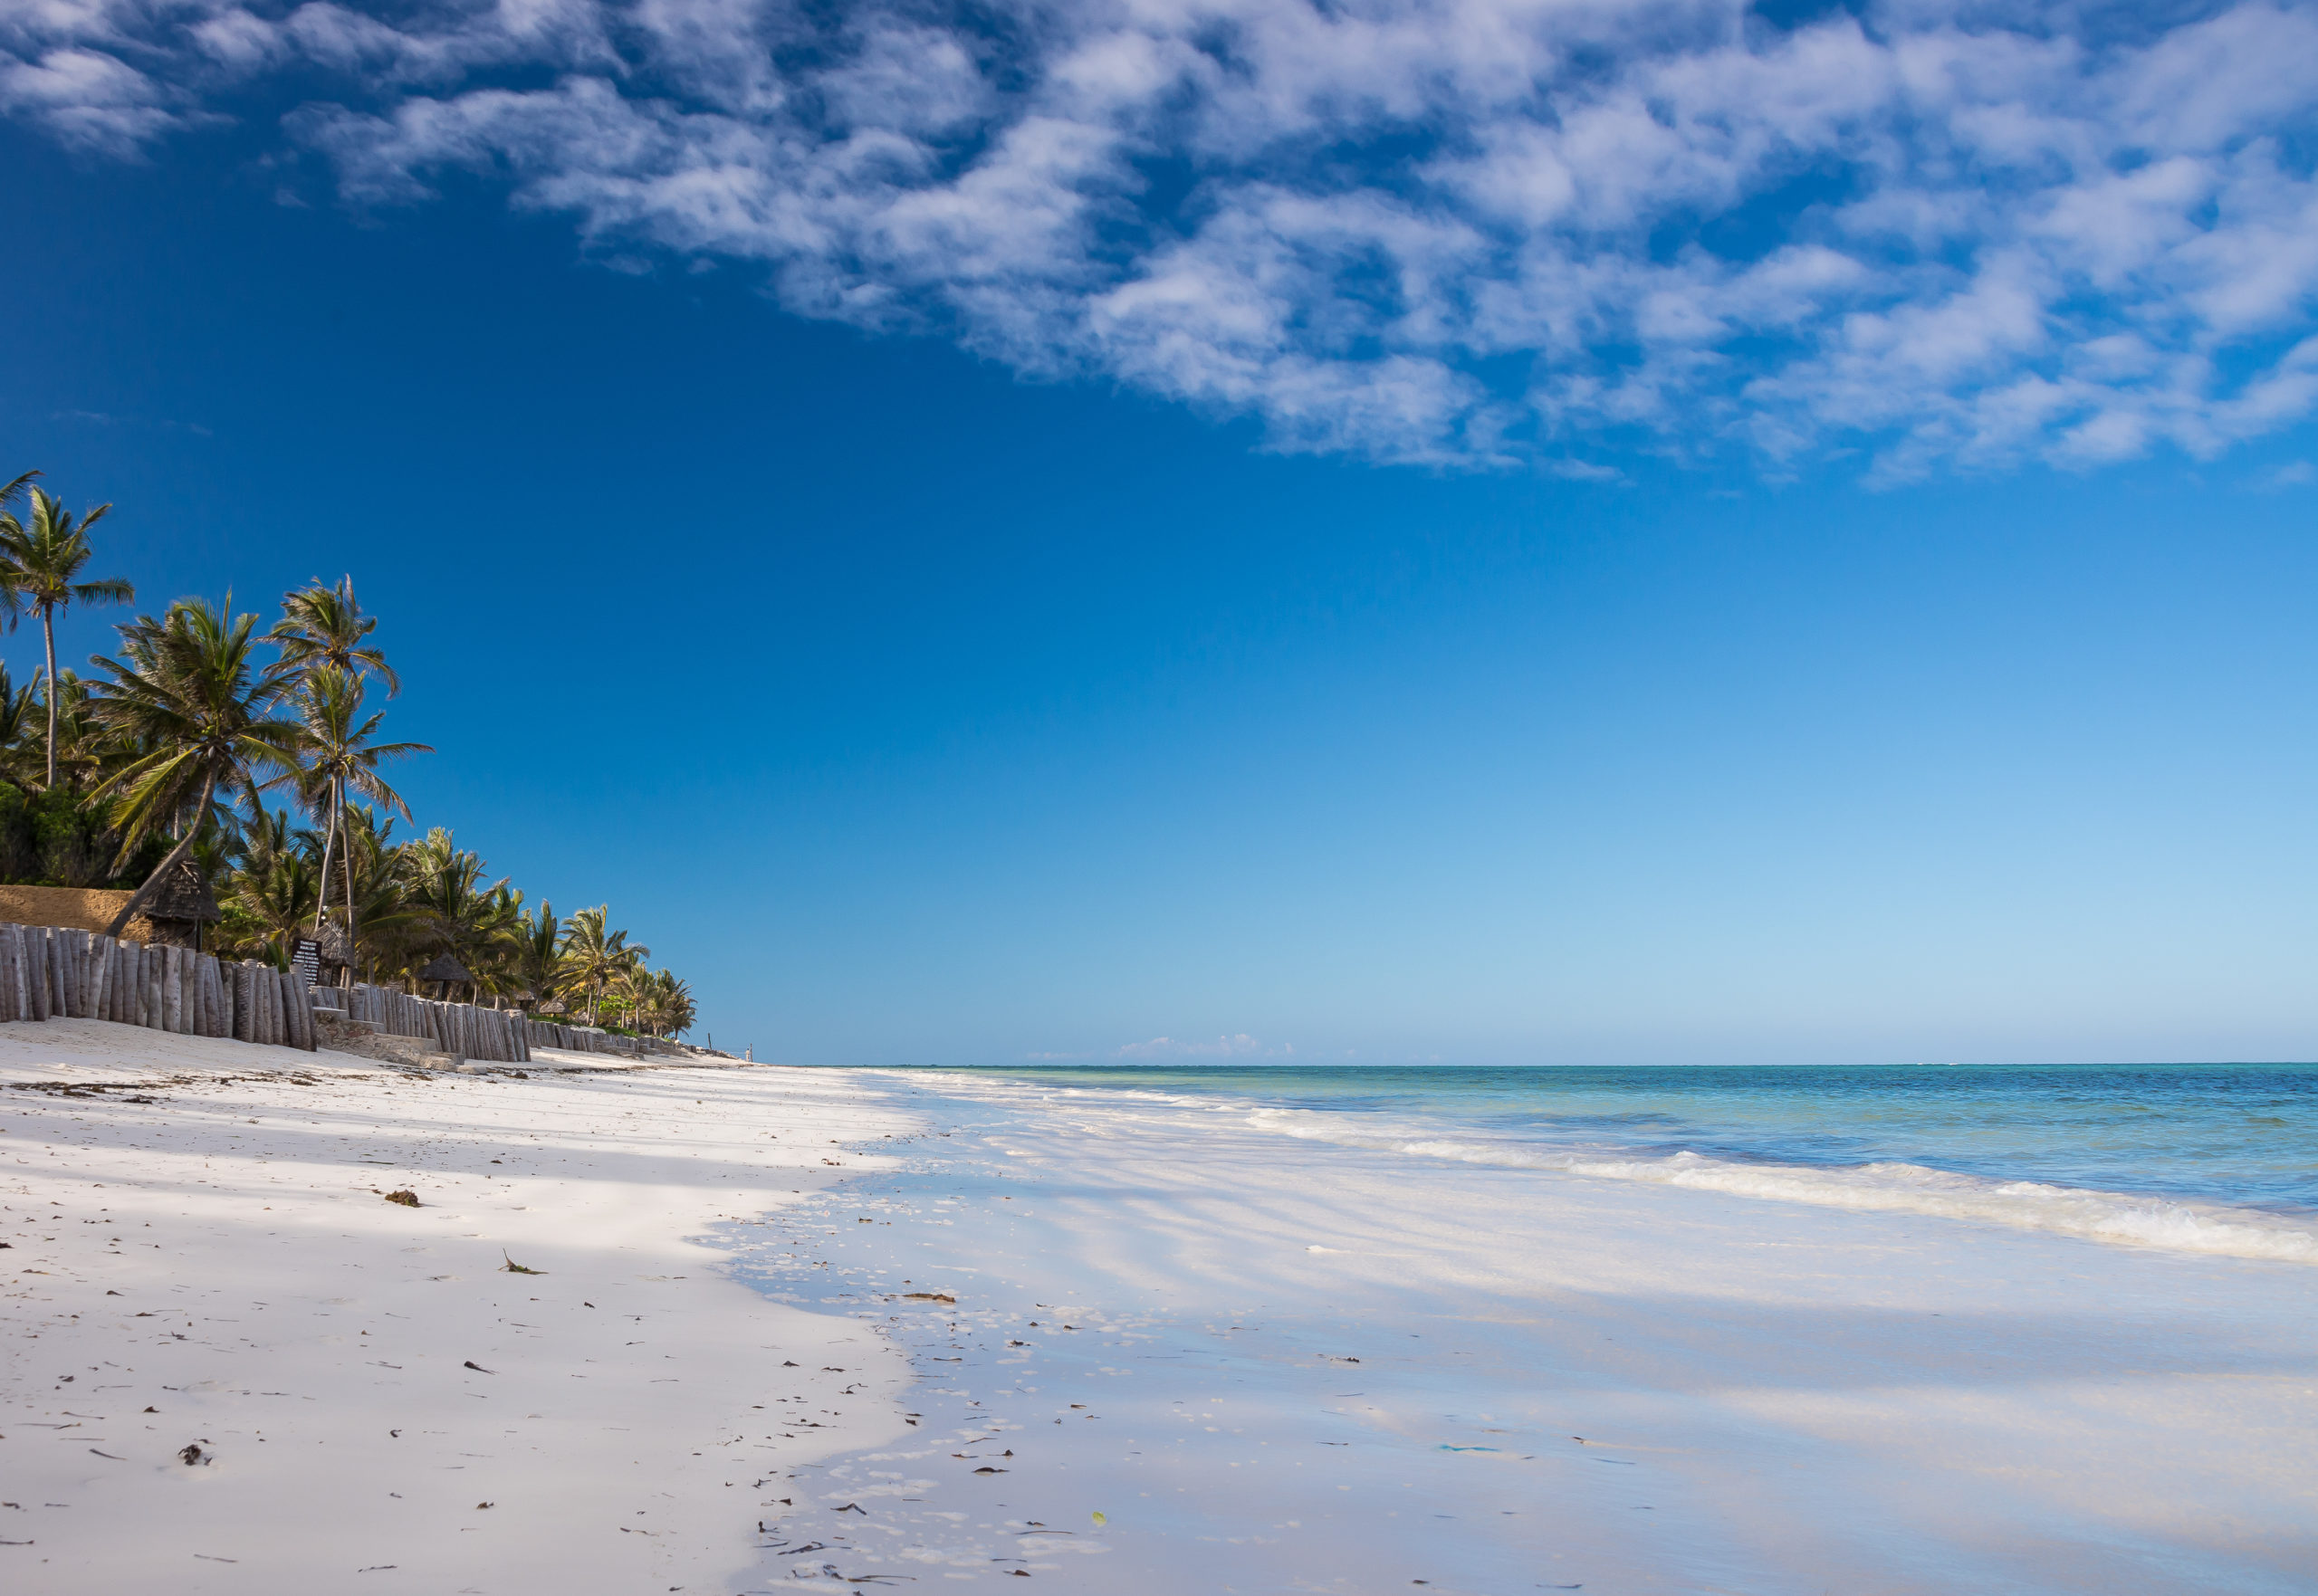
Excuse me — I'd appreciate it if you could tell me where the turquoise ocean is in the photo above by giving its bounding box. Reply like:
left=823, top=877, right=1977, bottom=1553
left=944, top=1061, right=2318, bottom=1260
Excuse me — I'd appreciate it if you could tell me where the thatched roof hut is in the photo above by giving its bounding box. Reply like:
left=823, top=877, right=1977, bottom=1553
left=141, top=859, right=221, bottom=949
left=147, top=858, right=221, bottom=922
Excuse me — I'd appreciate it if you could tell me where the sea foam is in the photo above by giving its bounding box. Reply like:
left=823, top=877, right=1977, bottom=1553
left=1249, top=1111, right=2318, bottom=1265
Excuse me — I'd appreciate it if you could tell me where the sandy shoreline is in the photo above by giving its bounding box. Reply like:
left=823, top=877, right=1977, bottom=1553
left=0, top=1020, right=923, bottom=1593
left=7, top=1027, right=2315, bottom=1594
left=741, top=1068, right=2318, bottom=1594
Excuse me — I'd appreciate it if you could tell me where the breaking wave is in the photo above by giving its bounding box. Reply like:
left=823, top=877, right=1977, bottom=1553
left=1250, top=1111, right=2318, bottom=1265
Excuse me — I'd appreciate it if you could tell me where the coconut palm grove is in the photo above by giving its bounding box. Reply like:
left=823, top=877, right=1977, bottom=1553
left=0, top=466, right=695, bottom=1040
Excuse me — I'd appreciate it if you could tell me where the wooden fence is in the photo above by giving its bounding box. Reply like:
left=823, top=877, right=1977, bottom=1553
left=523, top=1018, right=642, bottom=1056
left=0, top=922, right=315, bottom=1049
left=330, top=989, right=677, bottom=1063
left=0, top=919, right=691, bottom=1066
left=332, top=983, right=531, bottom=1065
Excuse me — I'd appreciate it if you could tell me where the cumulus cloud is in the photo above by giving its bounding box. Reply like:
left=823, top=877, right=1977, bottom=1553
left=6, top=0, right=2318, bottom=475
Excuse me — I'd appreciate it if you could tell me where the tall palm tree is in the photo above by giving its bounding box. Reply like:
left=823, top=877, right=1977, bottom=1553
left=0, top=488, right=135, bottom=788
left=559, top=906, right=647, bottom=1027
left=271, top=577, right=400, bottom=695
left=85, top=597, right=302, bottom=936
left=288, top=666, right=429, bottom=953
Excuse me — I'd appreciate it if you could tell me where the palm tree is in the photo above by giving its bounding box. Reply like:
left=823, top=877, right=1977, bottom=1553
left=85, top=597, right=302, bottom=937
left=271, top=577, right=400, bottom=695
left=400, top=827, right=522, bottom=994
left=0, top=663, right=41, bottom=791
left=559, top=906, right=647, bottom=1027
left=288, top=666, right=428, bottom=955
left=216, top=808, right=321, bottom=963
left=626, top=968, right=694, bottom=1037
left=510, top=902, right=565, bottom=1013
left=0, top=488, right=135, bottom=788
left=33, top=669, right=122, bottom=796
left=326, top=801, right=417, bottom=981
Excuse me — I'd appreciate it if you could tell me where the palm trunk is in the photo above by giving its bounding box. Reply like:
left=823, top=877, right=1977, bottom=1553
left=311, top=781, right=341, bottom=934
left=342, top=782, right=360, bottom=980
left=42, top=608, right=58, bottom=790
left=315, top=792, right=340, bottom=926
left=106, top=768, right=217, bottom=937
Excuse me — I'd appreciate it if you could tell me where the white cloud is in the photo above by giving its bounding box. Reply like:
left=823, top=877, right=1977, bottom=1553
left=1113, top=1033, right=1290, bottom=1059
left=6, top=0, right=2318, bottom=476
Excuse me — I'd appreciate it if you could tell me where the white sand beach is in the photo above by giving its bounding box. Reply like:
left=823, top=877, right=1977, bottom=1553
left=6, top=1030, right=2314, bottom=1594
left=0, top=1021, right=921, bottom=1593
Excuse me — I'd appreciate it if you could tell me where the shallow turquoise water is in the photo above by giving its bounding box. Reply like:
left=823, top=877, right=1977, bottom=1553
left=942, top=1062, right=2318, bottom=1218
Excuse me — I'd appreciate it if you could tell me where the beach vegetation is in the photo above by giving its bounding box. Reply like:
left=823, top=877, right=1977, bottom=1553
left=0, top=483, right=136, bottom=788
left=0, top=467, right=704, bottom=1036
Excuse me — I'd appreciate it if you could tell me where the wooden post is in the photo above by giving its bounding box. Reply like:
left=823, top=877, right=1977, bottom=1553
left=38, top=929, right=60, bottom=1022
left=160, top=946, right=182, bottom=1034
left=24, top=928, right=50, bottom=1022
left=0, top=923, right=20, bottom=1023
left=86, top=934, right=110, bottom=1025
left=58, top=931, right=79, bottom=1018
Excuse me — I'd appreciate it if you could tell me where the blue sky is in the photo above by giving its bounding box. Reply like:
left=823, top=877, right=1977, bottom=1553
left=4, top=0, right=2318, bottom=1064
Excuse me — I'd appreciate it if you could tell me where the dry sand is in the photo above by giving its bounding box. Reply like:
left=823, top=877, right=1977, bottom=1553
left=0, top=1018, right=924, bottom=1593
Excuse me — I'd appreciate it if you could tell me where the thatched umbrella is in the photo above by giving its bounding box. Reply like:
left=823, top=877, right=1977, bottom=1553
left=418, top=951, right=473, bottom=1002
left=142, top=858, right=222, bottom=951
